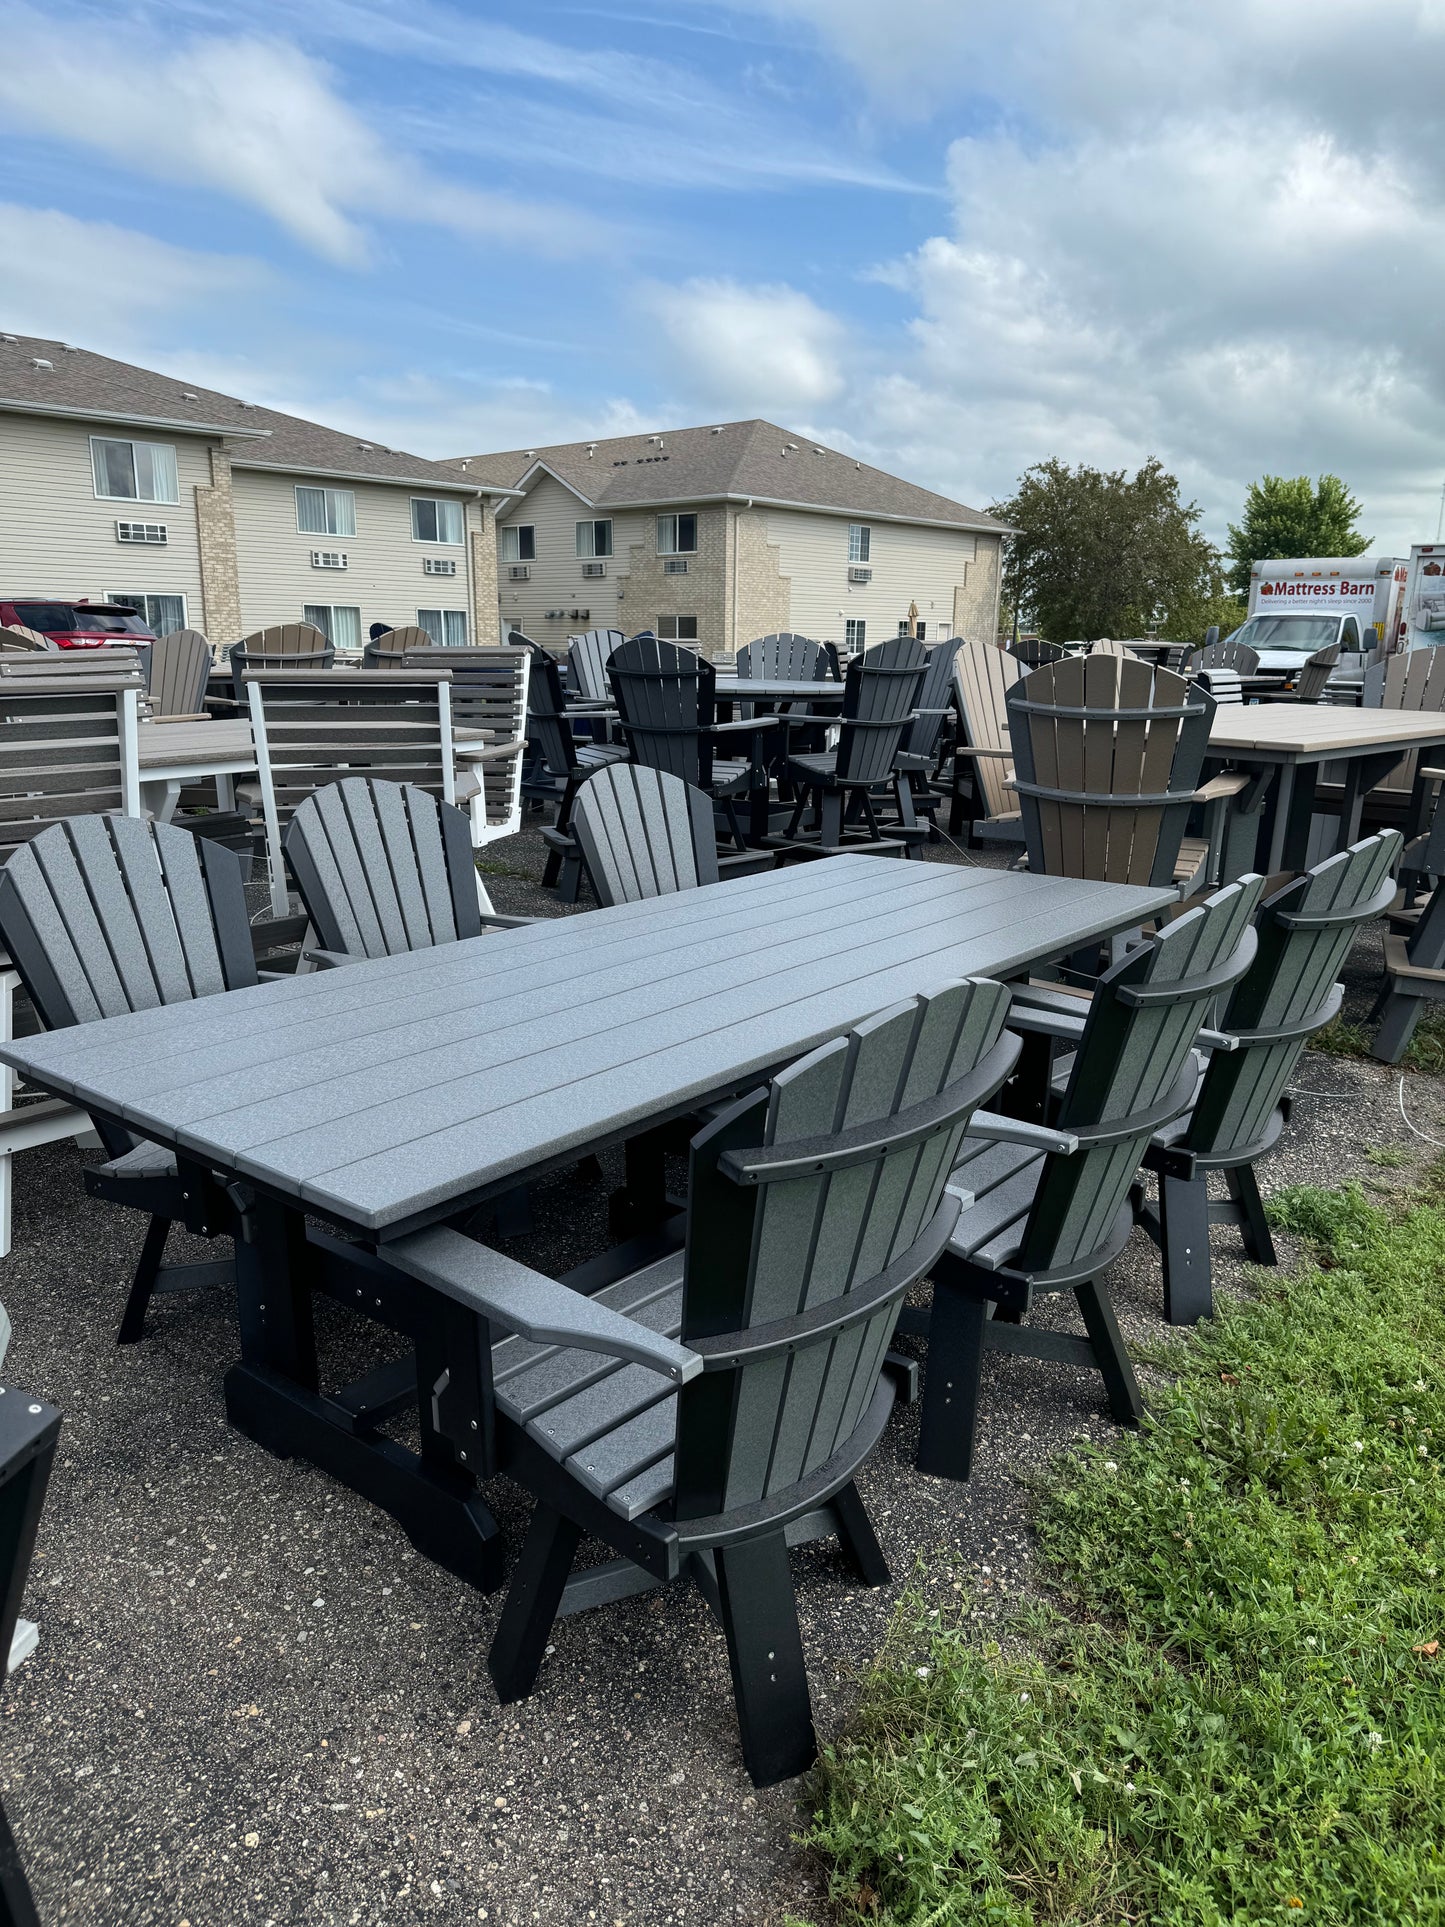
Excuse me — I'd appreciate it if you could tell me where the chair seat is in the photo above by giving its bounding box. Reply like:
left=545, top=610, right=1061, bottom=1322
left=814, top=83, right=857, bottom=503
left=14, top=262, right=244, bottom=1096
left=577, top=744, right=628, bottom=771
left=711, top=759, right=751, bottom=794
left=94, top=1140, right=178, bottom=1182
left=491, top=1252, right=685, bottom=1522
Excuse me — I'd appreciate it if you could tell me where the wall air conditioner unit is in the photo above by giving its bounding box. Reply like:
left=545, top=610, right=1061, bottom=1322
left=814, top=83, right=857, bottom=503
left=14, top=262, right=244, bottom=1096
left=848, top=567, right=872, bottom=584
left=581, top=560, right=606, bottom=578
left=116, top=520, right=168, bottom=545
left=423, top=557, right=457, bottom=576
left=663, top=557, right=688, bottom=575
left=311, top=549, right=348, bottom=569
left=508, top=564, right=530, bottom=581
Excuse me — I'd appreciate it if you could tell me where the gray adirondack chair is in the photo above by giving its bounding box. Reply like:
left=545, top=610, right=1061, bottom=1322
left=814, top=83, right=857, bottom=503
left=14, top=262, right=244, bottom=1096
left=1006, top=655, right=1248, bottom=894
left=569, top=764, right=774, bottom=907
left=362, top=625, right=432, bottom=669
left=1191, top=666, right=1244, bottom=707
left=386, top=976, right=1021, bottom=1784
left=1087, top=639, right=1132, bottom=659
left=567, top=628, right=626, bottom=704
left=0, top=1378, right=60, bottom=1920
left=1259, top=643, right=1340, bottom=704
left=780, top=636, right=928, bottom=854
left=1355, top=648, right=1445, bottom=817
left=1010, top=638, right=1066, bottom=667
left=230, top=622, right=335, bottom=699
left=0, top=815, right=264, bottom=1342
left=1371, top=808, right=1445, bottom=1061
left=904, top=874, right=1262, bottom=1481
left=1136, top=832, right=1400, bottom=1321
left=736, top=633, right=828, bottom=682
left=147, top=628, right=212, bottom=720
left=949, top=637, right=1026, bottom=841
left=399, top=645, right=532, bottom=848
left=528, top=652, right=630, bottom=897
left=1190, top=636, right=1260, bottom=677
left=892, top=637, right=963, bottom=837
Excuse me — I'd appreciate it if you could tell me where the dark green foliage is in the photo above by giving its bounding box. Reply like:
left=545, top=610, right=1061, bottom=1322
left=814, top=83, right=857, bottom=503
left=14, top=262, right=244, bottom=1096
left=1225, top=476, right=1371, bottom=596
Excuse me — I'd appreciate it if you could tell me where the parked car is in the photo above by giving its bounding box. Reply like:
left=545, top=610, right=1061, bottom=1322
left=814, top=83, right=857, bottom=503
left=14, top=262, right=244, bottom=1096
left=0, top=598, right=155, bottom=648
left=1223, top=608, right=1365, bottom=675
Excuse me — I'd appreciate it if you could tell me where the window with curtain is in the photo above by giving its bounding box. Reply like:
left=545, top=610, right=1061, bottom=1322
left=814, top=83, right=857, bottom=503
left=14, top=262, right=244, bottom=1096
left=107, top=591, right=187, bottom=634
left=575, top=519, right=613, bottom=558
left=847, top=524, right=871, bottom=563
left=91, top=438, right=179, bottom=504
left=296, top=486, right=356, bottom=537
left=656, top=513, right=697, bottom=555
left=501, top=525, right=536, bottom=562
left=303, top=604, right=361, bottom=648
left=411, top=497, right=465, bottom=544
left=417, top=609, right=469, bottom=645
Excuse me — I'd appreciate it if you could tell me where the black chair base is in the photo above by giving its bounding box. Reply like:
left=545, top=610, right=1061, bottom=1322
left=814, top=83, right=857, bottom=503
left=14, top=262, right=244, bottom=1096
left=1132, top=1163, right=1276, bottom=1326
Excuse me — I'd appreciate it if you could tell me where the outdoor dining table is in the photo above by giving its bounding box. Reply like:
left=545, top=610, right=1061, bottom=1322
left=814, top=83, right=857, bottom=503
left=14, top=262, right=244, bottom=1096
left=137, top=717, right=258, bottom=822
left=1207, top=703, right=1445, bottom=873
left=0, top=853, right=1175, bottom=1592
left=712, top=677, right=849, bottom=839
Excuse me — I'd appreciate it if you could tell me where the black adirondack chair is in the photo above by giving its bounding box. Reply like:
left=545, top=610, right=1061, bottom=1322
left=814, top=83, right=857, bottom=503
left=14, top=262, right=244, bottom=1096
left=570, top=764, right=774, bottom=908
left=606, top=636, right=779, bottom=850
left=0, top=816, right=266, bottom=1342
left=283, top=777, right=532, bottom=965
left=386, top=977, right=1020, bottom=1784
left=780, top=636, right=928, bottom=854
left=0, top=1379, right=60, bottom=1927
left=1009, top=638, right=1066, bottom=667
left=904, top=874, right=1262, bottom=1482
left=892, top=637, right=963, bottom=837
left=567, top=628, right=626, bottom=705
left=736, top=633, right=828, bottom=682
left=526, top=652, right=629, bottom=896
left=1135, top=832, right=1400, bottom=1323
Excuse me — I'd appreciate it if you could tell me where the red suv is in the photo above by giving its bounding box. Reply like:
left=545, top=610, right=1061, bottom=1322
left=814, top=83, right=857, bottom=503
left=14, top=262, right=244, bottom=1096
left=0, top=599, right=156, bottom=648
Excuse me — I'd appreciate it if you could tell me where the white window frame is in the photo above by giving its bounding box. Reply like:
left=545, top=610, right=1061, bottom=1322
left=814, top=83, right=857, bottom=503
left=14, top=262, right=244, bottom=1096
left=656, top=513, right=697, bottom=556
left=501, top=524, right=536, bottom=563
left=844, top=618, right=866, bottom=649
left=847, top=523, right=871, bottom=564
left=575, top=519, right=614, bottom=559
left=91, top=436, right=179, bottom=505
left=302, top=603, right=362, bottom=649
left=897, top=619, right=927, bottom=641
left=417, top=608, right=469, bottom=646
left=106, top=591, right=188, bottom=634
left=410, top=496, right=465, bottom=545
left=295, top=486, right=357, bottom=538
left=656, top=614, right=699, bottom=642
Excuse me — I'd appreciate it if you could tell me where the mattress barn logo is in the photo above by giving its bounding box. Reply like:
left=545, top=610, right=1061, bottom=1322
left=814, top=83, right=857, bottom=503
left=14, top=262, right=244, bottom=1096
left=1258, top=578, right=1371, bottom=599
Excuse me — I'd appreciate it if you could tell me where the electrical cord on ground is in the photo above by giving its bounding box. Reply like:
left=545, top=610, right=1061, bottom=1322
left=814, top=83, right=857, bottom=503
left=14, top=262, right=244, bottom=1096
left=1398, top=1074, right=1445, bottom=1149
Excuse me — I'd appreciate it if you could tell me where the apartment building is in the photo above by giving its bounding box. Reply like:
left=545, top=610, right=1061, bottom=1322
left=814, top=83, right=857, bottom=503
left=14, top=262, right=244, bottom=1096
left=445, top=419, right=1009, bottom=656
left=0, top=335, right=516, bottom=646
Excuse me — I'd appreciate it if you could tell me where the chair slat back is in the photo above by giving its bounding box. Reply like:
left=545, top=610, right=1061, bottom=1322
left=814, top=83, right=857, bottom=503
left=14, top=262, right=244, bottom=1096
left=736, top=634, right=828, bottom=682
left=1018, top=876, right=1264, bottom=1271
left=405, top=645, right=530, bottom=834
left=953, top=638, right=1024, bottom=822
left=1087, top=639, right=1132, bottom=659
left=673, top=978, right=1018, bottom=1518
left=148, top=629, right=212, bottom=718
left=607, top=637, right=717, bottom=788
left=567, top=629, right=626, bottom=703
left=1293, top=643, right=1340, bottom=702
left=570, top=764, right=717, bottom=906
left=901, top=638, right=963, bottom=757
left=525, top=652, right=585, bottom=779
left=834, top=636, right=927, bottom=783
left=1362, top=649, right=1445, bottom=794
left=1191, top=636, right=1260, bottom=676
left=284, top=777, right=483, bottom=959
left=0, top=678, right=140, bottom=859
left=1193, top=666, right=1244, bottom=706
left=1184, top=832, right=1400, bottom=1159
left=0, top=649, right=144, bottom=686
left=246, top=671, right=455, bottom=835
left=1007, top=655, right=1214, bottom=886
left=0, top=626, right=56, bottom=654
left=362, top=626, right=433, bottom=668
left=1010, top=638, right=1066, bottom=667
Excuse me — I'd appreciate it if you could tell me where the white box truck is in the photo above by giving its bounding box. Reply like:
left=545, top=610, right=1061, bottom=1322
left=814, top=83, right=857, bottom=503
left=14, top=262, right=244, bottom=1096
left=1232, top=556, right=1406, bottom=673
left=1399, top=544, right=1445, bottom=650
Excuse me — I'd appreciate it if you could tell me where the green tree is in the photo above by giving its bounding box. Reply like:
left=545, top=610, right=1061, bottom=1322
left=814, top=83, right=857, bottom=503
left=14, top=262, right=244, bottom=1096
left=990, top=457, right=1222, bottom=644
left=1224, top=474, right=1370, bottom=594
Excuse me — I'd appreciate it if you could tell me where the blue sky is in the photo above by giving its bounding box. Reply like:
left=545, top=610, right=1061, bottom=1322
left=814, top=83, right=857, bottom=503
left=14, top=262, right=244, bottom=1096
left=2, top=0, right=1443, bottom=552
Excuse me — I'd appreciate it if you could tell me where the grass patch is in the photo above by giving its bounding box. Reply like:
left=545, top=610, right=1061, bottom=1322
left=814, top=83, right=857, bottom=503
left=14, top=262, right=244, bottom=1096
left=799, top=1182, right=1445, bottom=1925
left=1309, top=1016, right=1373, bottom=1060
left=1310, top=1010, right=1445, bottom=1076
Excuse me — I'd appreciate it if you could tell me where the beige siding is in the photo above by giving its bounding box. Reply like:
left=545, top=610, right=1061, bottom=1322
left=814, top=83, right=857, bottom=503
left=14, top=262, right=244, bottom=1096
left=230, top=466, right=474, bottom=638
left=0, top=411, right=211, bottom=617
left=758, top=508, right=987, bottom=646
left=496, top=474, right=650, bottom=646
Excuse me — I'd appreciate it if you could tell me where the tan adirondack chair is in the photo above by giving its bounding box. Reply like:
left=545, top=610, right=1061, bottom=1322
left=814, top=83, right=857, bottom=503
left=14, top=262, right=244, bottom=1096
left=147, top=628, right=213, bottom=720
left=949, top=638, right=1025, bottom=841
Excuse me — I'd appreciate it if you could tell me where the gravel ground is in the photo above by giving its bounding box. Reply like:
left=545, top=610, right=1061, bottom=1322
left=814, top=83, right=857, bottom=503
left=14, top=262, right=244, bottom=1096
left=3, top=819, right=1440, bottom=1927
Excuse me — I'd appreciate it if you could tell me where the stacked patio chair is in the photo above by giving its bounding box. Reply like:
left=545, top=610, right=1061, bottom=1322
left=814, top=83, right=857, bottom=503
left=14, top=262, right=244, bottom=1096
left=146, top=628, right=213, bottom=721
left=387, top=976, right=1021, bottom=1784
left=566, top=628, right=625, bottom=706
left=1134, top=831, right=1399, bottom=1321
left=568, top=765, right=774, bottom=908
left=0, top=816, right=274, bottom=1340
left=0, top=1372, right=60, bottom=1924
left=777, top=635, right=928, bottom=855
left=948, top=637, right=1026, bottom=842
left=607, top=636, right=780, bottom=853
left=400, top=644, right=532, bottom=849
left=902, top=874, right=1262, bottom=1481
left=528, top=651, right=630, bottom=898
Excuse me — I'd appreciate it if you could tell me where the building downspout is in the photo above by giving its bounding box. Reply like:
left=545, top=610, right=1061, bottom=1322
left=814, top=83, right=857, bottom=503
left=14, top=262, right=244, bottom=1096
left=732, top=498, right=752, bottom=654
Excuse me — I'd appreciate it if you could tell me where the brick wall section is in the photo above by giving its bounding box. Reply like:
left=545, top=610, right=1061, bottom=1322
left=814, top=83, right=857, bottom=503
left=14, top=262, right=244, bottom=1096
left=726, top=510, right=792, bottom=652
left=470, top=500, right=500, bottom=644
left=617, top=506, right=727, bottom=654
left=194, top=445, right=243, bottom=645
left=952, top=534, right=1003, bottom=642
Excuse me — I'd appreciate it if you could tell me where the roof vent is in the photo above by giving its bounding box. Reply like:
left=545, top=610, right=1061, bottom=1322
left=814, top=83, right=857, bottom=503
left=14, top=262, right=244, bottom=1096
left=0, top=334, right=16, bottom=344
left=182, top=391, right=199, bottom=400
left=525, top=449, right=536, bottom=458
left=357, top=442, right=374, bottom=451
left=710, top=425, right=724, bottom=434
left=60, top=342, right=76, bottom=352
left=237, top=400, right=256, bottom=409
left=29, top=357, right=52, bottom=370
left=813, top=447, right=825, bottom=455
left=784, top=442, right=799, bottom=451
left=586, top=443, right=597, bottom=457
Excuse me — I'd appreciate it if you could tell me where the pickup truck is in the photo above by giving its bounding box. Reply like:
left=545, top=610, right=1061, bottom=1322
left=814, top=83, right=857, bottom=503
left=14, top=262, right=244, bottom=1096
left=1223, top=608, right=1365, bottom=676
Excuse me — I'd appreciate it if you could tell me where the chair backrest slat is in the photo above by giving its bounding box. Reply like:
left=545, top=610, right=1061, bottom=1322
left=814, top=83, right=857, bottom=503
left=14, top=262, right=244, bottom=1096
left=607, top=637, right=716, bottom=788
left=834, top=636, right=927, bottom=783
left=148, top=629, right=212, bottom=718
left=362, top=626, right=433, bottom=669
left=571, top=765, right=719, bottom=906
left=1293, top=643, right=1340, bottom=702
left=902, top=638, right=963, bottom=757
left=1191, top=636, right=1260, bottom=676
left=952, top=639, right=1024, bottom=822
left=1362, top=649, right=1445, bottom=793
left=567, top=629, right=626, bottom=703
left=0, top=680, right=139, bottom=859
left=736, top=634, right=827, bottom=683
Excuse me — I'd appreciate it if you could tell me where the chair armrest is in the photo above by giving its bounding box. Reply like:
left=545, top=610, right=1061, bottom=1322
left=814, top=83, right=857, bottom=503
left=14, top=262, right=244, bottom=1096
left=1193, top=771, right=1252, bottom=802
left=302, top=949, right=365, bottom=970
left=968, top=1110, right=1079, bottom=1155
left=384, top=1227, right=703, bottom=1385
left=716, top=850, right=777, bottom=879
left=149, top=712, right=212, bottom=723
left=1418, top=766, right=1445, bottom=783
left=708, top=715, right=783, bottom=737
left=1004, top=1005, right=1086, bottom=1042
left=479, top=912, right=539, bottom=928
left=455, top=736, right=527, bottom=763
left=953, top=744, right=1014, bottom=760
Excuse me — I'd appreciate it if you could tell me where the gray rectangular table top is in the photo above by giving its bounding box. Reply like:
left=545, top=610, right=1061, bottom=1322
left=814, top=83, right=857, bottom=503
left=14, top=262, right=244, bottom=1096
left=1206, top=705, right=1445, bottom=764
left=713, top=678, right=847, bottom=702
left=1, top=855, right=1174, bottom=1238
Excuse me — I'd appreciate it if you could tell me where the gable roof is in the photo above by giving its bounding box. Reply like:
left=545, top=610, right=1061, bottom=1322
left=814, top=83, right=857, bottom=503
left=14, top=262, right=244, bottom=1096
left=0, top=334, right=500, bottom=494
left=446, top=419, right=1008, bottom=534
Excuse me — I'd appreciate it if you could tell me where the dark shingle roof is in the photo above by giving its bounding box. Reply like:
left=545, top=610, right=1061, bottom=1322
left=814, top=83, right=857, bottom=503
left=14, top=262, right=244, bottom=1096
left=446, top=419, right=1007, bottom=532
left=0, top=334, right=483, bottom=493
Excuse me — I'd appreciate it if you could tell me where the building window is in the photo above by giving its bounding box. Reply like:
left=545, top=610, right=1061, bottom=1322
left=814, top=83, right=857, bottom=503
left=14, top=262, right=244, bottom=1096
left=303, top=604, right=362, bottom=649
left=411, top=497, right=465, bottom=544
left=897, top=619, right=927, bottom=641
left=91, top=437, right=179, bottom=505
left=656, top=615, right=699, bottom=642
left=418, top=608, right=468, bottom=646
left=501, top=524, right=536, bottom=563
left=296, top=486, right=356, bottom=537
left=656, top=513, right=697, bottom=555
left=847, top=524, right=871, bottom=563
left=575, top=519, right=613, bottom=559
left=107, top=591, right=187, bottom=635
left=844, top=619, right=866, bottom=649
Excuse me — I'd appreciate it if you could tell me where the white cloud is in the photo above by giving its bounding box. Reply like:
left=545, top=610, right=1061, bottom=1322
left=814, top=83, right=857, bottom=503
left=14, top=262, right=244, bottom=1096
left=645, top=279, right=848, bottom=414
left=0, top=6, right=600, bottom=266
